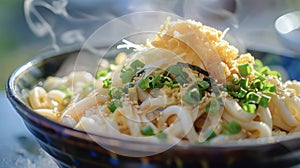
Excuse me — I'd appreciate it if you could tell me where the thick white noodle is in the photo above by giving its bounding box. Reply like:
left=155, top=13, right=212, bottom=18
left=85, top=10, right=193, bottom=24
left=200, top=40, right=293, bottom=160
left=271, top=95, right=299, bottom=127
left=28, top=86, right=52, bottom=109
left=60, top=92, right=108, bottom=121
left=257, top=107, right=273, bottom=129
left=161, top=105, right=198, bottom=143
left=224, top=98, right=256, bottom=122
left=269, top=100, right=292, bottom=131
left=283, top=96, right=300, bottom=122
left=119, top=102, right=142, bottom=137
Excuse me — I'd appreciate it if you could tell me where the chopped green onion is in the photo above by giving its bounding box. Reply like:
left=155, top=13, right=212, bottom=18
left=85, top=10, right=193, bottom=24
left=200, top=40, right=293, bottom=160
left=226, top=82, right=235, bottom=91
left=174, top=76, right=187, bottom=85
left=172, top=83, right=180, bottom=88
left=102, top=78, right=112, bottom=88
left=183, top=88, right=202, bottom=105
left=138, top=78, right=150, bottom=89
left=147, top=75, right=154, bottom=81
left=263, top=83, right=276, bottom=94
left=252, top=79, right=264, bottom=90
left=197, top=80, right=210, bottom=90
left=96, top=69, right=108, bottom=79
left=242, top=102, right=257, bottom=114
left=149, top=74, right=164, bottom=89
left=256, top=75, right=266, bottom=82
left=130, top=59, right=145, bottom=70
left=163, top=76, right=174, bottom=88
left=253, top=59, right=281, bottom=79
left=156, top=130, right=167, bottom=140
left=259, top=94, right=271, bottom=108
left=108, top=87, right=123, bottom=99
left=229, top=91, right=239, bottom=98
left=239, top=78, right=249, bottom=90
left=238, top=63, right=252, bottom=76
left=122, top=83, right=134, bottom=93
left=246, top=92, right=260, bottom=103
left=141, top=125, right=155, bottom=136
left=259, top=66, right=270, bottom=75
left=237, top=88, right=247, bottom=99
left=254, top=59, right=263, bottom=71
left=120, top=67, right=136, bottom=84
left=222, top=121, right=241, bottom=135
left=62, top=95, right=72, bottom=107
left=205, top=99, right=220, bottom=115
left=232, top=74, right=240, bottom=85
left=107, top=99, right=122, bottom=113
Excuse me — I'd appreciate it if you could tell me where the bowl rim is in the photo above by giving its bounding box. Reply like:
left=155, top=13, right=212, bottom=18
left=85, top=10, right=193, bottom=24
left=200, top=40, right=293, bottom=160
left=6, top=47, right=300, bottom=152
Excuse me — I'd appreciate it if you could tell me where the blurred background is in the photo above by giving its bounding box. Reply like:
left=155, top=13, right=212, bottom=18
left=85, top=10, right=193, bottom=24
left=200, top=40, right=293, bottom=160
left=1, top=0, right=300, bottom=91
left=0, top=0, right=39, bottom=90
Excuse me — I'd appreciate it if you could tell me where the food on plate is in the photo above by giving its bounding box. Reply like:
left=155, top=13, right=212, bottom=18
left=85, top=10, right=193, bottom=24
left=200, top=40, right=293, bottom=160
left=27, top=18, right=300, bottom=144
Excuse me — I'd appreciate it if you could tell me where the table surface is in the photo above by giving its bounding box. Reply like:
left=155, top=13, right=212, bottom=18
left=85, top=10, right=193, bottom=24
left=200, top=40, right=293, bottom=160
left=0, top=92, right=58, bottom=168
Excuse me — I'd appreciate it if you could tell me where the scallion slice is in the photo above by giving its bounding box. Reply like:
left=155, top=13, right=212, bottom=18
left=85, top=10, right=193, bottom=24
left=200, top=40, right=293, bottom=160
left=103, top=78, right=112, bottom=88
left=238, top=63, right=252, bottom=76
left=138, top=78, right=150, bottom=89
left=96, top=69, right=108, bottom=79
left=163, top=76, right=174, bottom=88
left=156, top=130, right=167, bottom=140
left=237, top=88, right=247, bottom=99
left=222, top=121, right=242, bottom=135
left=205, top=99, right=220, bottom=115
left=246, top=92, right=260, bottom=103
left=183, top=88, right=202, bottom=105
left=141, top=125, right=155, bottom=136
left=120, top=67, right=135, bottom=84
left=239, top=78, right=249, bottom=90
left=123, top=83, right=134, bottom=93
left=130, top=59, right=145, bottom=70
left=174, top=76, right=187, bottom=85
left=263, top=83, right=276, bottom=94
left=259, top=66, right=270, bottom=75
left=107, top=99, right=122, bottom=113
left=242, top=102, right=256, bottom=114
left=254, top=59, right=263, bottom=71
left=197, top=80, right=210, bottom=90
left=259, top=94, right=271, bottom=108
left=149, top=74, right=164, bottom=89
left=226, top=82, right=235, bottom=91
left=108, top=87, right=123, bottom=99
left=252, top=79, right=264, bottom=91
left=232, top=73, right=240, bottom=85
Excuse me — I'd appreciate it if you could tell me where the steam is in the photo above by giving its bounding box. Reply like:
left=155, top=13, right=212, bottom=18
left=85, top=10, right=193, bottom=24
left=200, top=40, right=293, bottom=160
left=24, top=0, right=68, bottom=51
left=24, top=0, right=116, bottom=52
left=24, top=0, right=243, bottom=53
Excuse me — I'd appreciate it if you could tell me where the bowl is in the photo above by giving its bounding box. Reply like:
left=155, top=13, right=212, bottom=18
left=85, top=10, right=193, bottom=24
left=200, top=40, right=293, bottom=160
left=6, top=47, right=300, bottom=168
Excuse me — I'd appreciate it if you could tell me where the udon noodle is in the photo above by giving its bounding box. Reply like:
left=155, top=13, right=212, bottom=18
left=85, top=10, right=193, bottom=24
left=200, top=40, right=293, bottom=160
left=27, top=18, right=300, bottom=144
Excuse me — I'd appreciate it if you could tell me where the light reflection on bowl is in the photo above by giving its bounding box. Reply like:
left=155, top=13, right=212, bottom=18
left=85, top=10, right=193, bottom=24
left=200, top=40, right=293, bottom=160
left=275, top=11, right=300, bottom=53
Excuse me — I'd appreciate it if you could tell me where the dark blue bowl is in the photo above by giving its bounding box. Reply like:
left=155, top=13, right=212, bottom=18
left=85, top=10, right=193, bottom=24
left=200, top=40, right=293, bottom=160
left=6, top=48, right=300, bottom=168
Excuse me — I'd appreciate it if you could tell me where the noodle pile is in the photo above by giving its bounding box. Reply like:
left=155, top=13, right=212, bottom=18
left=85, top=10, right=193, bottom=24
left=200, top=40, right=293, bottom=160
left=27, top=18, right=300, bottom=144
